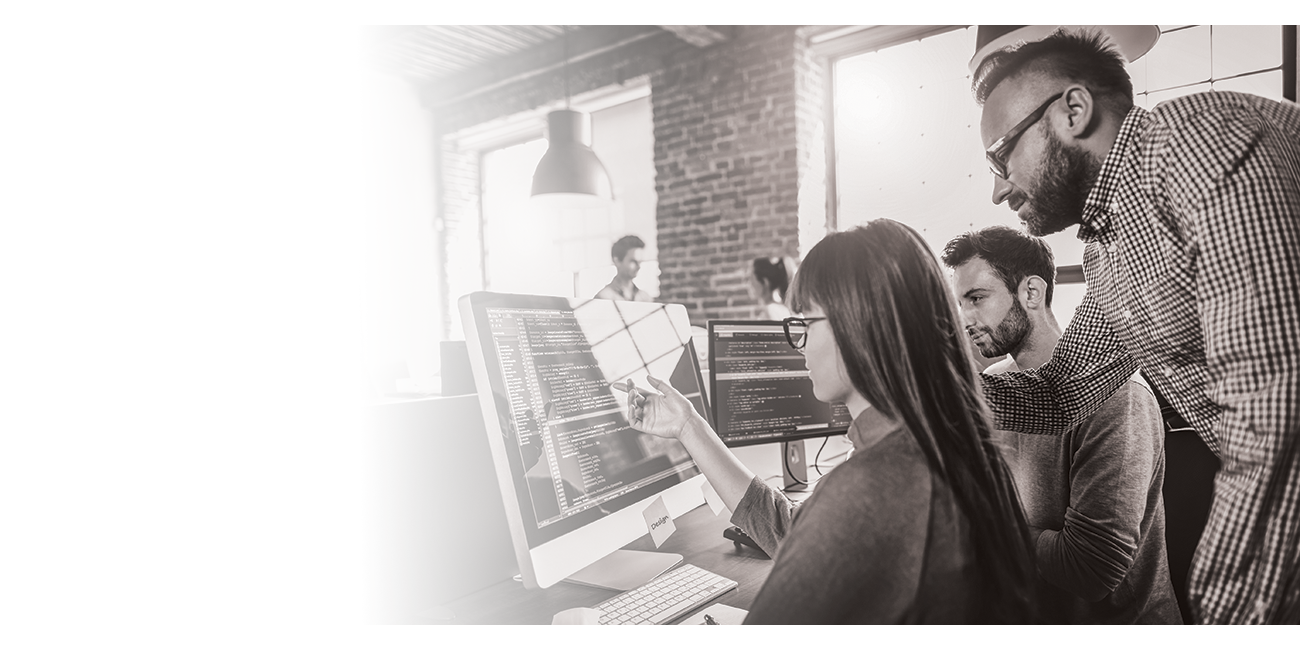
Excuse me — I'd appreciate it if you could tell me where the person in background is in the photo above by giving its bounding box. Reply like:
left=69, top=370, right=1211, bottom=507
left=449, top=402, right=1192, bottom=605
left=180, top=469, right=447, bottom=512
left=749, top=256, right=796, bottom=320
left=595, top=235, right=653, bottom=302
left=618, top=219, right=1037, bottom=623
left=972, top=28, right=1300, bottom=623
left=943, top=225, right=1180, bottom=624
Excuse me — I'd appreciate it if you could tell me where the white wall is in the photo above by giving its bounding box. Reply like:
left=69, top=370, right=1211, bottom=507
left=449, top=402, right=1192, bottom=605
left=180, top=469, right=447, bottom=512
left=363, top=68, right=443, bottom=394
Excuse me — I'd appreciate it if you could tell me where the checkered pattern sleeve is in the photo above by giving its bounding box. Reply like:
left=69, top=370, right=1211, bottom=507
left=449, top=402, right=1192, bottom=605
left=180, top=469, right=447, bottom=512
left=980, top=289, right=1139, bottom=435
left=1157, top=95, right=1300, bottom=624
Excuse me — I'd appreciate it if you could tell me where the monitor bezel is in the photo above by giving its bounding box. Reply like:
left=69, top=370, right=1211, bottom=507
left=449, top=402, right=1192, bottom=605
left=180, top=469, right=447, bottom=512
left=707, top=319, right=851, bottom=448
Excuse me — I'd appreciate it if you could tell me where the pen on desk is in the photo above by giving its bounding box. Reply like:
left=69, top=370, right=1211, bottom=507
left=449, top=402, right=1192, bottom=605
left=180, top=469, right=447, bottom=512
left=703, top=614, right=719, bottom=625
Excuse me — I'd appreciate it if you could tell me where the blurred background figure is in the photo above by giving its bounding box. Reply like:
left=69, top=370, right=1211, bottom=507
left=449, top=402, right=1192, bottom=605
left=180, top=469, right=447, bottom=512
left=595, top=235, right=653, bottom=302
left=749, top=256, right=797, bottom=320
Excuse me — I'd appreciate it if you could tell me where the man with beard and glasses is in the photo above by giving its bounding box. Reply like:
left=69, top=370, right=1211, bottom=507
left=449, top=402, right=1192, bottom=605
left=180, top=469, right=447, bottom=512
left=943, top=225, right=1180, bottom=624
left=971, top=28, right=1300, bottom=624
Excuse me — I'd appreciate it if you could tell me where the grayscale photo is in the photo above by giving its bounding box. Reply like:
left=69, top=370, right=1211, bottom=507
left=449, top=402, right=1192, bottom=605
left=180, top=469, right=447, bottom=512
left=361, top=22, right=1300, bottom=629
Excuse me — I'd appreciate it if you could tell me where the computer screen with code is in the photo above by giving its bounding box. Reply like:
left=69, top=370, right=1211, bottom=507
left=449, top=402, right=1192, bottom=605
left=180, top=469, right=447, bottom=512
left=708, top=320, right=852, bottom=447
left=462, top=292, right=708, bottom=552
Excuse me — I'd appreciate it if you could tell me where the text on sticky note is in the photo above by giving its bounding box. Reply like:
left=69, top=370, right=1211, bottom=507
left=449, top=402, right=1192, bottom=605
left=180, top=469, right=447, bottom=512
left=642, top=496, right=676, bottom=548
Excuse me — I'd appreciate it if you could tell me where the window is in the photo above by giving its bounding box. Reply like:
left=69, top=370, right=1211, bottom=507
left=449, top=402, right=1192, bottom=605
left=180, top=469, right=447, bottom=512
left=444, top=93, right=659, bottom=341
left=480, top=137, right=575, bottom=298
left=832, top=25, right=1294, bottom=332
left=1135, top=26, right=1288, bottom=106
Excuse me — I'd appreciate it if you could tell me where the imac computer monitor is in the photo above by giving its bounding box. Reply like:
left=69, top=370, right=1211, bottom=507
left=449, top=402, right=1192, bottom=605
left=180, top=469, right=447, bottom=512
left=459, top=292, right=711, bottom=590
left=708, top=320, right=852, bottom=447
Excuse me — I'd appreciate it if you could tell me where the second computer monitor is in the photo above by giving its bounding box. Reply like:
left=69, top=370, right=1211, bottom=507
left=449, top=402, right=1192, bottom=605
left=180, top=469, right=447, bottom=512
left=708, top=320, right=852, bottom=447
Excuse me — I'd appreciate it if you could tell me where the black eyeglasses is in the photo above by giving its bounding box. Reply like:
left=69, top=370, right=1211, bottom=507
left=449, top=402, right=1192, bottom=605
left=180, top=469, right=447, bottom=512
left=985, top=91, right=1063, bottom=179
left=782, top=316, right=827, bottom=352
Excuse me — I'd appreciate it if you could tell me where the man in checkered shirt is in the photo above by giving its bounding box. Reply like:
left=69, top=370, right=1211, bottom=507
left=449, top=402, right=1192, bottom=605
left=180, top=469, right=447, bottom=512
left=971, top=28, right=1300, bottom=624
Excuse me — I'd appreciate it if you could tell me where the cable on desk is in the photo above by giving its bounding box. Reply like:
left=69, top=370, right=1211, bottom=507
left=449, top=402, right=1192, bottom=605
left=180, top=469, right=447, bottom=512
left=812, top=435, right=830, bottom=477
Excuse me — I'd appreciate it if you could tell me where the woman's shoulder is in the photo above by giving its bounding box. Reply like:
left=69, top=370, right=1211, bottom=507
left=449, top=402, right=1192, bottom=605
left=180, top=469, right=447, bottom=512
left=812, top=429, right=933, bottom=514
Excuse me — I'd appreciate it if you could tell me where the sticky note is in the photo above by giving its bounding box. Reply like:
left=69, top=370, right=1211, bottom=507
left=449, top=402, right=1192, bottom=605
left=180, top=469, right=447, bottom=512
left=702, top=480, right=728, bottom=517
left=642, top=495, right=676, bottom=548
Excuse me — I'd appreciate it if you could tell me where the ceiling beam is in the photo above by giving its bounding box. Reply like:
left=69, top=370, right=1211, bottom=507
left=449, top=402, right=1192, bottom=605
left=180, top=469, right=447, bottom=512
left=423, top=25, right=662, bottom=106
left=658, top=25, right=730, bottom=48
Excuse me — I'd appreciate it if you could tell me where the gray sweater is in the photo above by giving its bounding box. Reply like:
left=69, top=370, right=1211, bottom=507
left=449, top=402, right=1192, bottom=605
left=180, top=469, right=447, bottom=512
left=732, top=408, right=981, bottom=623
left=988, top=360, right=1181, bottom=623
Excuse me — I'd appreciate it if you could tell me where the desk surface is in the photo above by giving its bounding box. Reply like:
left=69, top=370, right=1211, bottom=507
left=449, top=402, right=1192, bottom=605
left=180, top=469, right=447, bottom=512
left=367, top=395, right=850, bottom=625
left=427, top=503, right=776, bottom=625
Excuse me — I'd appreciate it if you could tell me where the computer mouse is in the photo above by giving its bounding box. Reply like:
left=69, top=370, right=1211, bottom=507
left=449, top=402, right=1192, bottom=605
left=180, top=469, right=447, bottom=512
left=552, top=607, right=603, bottom=625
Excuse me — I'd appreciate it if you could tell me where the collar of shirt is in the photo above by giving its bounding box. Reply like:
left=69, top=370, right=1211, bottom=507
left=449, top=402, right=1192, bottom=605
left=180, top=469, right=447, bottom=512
left=846, top=406, right=904, bottom=453
left=1077, top=104, right=1153, bottom=243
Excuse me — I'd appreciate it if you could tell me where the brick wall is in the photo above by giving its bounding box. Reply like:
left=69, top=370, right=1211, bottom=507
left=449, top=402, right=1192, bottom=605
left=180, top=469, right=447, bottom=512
left=651, top=26, right=824, bottom=325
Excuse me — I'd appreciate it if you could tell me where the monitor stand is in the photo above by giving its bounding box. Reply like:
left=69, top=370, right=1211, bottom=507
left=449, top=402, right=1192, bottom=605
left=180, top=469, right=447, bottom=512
left=563, top=549, right=684, bottom=592
left=782, top=439, right=810, bottom=492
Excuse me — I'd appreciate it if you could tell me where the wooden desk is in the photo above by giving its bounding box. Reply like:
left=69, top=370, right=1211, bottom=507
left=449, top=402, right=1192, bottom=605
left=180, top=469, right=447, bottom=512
left=427, top=503, right=775, bottom=625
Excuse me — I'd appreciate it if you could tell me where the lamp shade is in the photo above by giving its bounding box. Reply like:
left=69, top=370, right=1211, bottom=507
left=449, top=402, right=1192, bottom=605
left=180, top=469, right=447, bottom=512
left=969, top=25, right=1160, bottom=73
left=530, top=109, right=614, bottom=200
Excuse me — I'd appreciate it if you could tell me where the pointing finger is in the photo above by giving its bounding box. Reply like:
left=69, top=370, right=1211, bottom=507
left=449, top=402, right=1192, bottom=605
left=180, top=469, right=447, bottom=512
left=645, top=375, right=682, bottom=397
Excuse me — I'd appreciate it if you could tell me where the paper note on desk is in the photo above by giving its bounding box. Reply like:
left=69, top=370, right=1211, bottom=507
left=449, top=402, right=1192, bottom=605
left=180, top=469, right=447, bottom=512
left=643, top=495, right=676, bottom=547
left=678, top=603, right=748, bottom=625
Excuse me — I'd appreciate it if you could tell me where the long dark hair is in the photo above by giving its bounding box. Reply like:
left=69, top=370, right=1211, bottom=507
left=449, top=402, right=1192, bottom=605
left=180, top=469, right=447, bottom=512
left=787, top=219, right=1037, bottom=623
left=752, top=256, right=795, bottom=302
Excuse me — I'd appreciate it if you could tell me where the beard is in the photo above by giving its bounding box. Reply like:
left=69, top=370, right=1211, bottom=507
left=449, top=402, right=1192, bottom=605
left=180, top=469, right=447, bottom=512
left=972, top=298, right=1032, bottom=358
left=1017, top=128, right=1102, bottom=237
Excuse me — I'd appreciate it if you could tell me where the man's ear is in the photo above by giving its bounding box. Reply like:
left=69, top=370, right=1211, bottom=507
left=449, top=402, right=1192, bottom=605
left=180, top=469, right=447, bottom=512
left=1056, top=84, right=1096, bottom=139
left=1020, top=276, right=1048, bottom=310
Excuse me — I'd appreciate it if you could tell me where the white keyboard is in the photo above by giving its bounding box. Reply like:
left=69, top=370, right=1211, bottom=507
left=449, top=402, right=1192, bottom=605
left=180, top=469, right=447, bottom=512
left=594, top=563, right=737, bottom=625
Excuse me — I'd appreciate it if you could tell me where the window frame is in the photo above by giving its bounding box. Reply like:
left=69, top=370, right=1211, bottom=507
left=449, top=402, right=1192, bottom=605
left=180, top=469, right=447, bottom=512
left=821, top=24, right=1298, bottom=286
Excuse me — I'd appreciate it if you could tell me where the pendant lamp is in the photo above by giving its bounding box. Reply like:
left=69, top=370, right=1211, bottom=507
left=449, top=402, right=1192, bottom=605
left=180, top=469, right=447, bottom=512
left=969, top=25, right=1160, bottom=73
left=531, top=27, right=614, bottom=200
left=531, top=109, right=614, bottom=199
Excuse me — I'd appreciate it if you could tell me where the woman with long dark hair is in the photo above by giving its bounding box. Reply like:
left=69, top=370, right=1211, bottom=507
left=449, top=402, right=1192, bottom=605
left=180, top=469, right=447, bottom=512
left=619, top=219, right=1037, bottom=623
left=749, top=256, right=796, bottom=320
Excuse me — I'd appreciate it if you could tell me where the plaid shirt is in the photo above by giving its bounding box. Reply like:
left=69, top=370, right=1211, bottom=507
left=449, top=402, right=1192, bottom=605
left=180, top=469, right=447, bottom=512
left=982, top=91, right=1300, bottom=624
